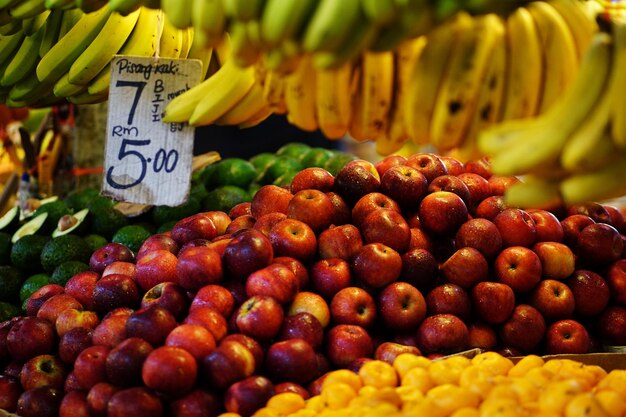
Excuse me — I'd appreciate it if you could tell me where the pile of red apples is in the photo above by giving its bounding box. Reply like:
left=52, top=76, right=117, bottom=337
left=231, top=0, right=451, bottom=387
left=2, top=153, right=626, bottom=417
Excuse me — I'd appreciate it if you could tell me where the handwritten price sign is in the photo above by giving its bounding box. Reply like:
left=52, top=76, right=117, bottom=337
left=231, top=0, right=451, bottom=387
left=102, top=56, right=202, bottom=206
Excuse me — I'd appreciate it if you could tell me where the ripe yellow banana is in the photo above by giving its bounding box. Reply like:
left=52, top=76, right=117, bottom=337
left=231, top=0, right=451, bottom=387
left=214, top=82, right=269, bottom=126
left=430, top=13, right=500, bottom=151
left=610, top=15, right=626, bottom=148
left=560, top=153, right=626, bottom=205
left=186, top=32, right=214, bottom=80
left=1, top=23, right=44, bottom=87
left=315, top=61, right=354, bottom=140
left=501, top=7, right=543, bottom=121
left=480, top=32, right=613, bottom=176
left=158, top=14, right=184, bottom=58
left=349, top=51, right=394, bottom=142
left=386, top=36, right=427, bottom=148
left=68, top=8, right=140, bottom=85
left=504, top=175, right=563, bottom=210
left=527, top=1, right=579, bottom=113
left=284, top=55, right=318, bottom=132
left=262, top=69, right=287, bottom=114
left=405, top=12, right=466, bottom=145
left=549, top=0, right=599, bottom=59
left=36, top=4, right=112, bottom=84
left=457, top=14, right=506, bottom=161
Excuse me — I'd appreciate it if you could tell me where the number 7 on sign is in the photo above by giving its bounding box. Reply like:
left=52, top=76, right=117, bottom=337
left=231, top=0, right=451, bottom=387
left=116, top=80, right=146, bottom=125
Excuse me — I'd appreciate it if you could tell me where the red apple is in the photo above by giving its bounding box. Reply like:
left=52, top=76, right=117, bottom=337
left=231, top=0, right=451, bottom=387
left=287, top=291, right=331, bottom=328
left=325, top=324, right=374, bottom=368
left=165, top=324, right=216, bottom=361
left=170, top=213, right=218, bottom=245
left=272, top=256, right=309, bottom=290
left=351, top=192, right=401, bottom=229
left=142, top=346, right=197, bottom=397
left=59, top=390, right=88, bottom=417
left=107, top=387, right=164, bottom=417
left=533, top=241, right=576, bottom=280
left=246, top=263, right=299, bottom=304
left=269, top=218, right=317, bottom=262
left=229, top=202, right=252, bottom=218
left=64, top=272, right=99, bottom=311
left=494, top=246, right=542, bottom=293
left=317, top=224, right=363, bottom=261
left=352, top=243, right=402, bottom=289
left=26, top=283, right=65, bottom=317
left=136, top=234, right=179, bottom=261
left=333, top=160, right=381, bottom=205
left=428, top=175, right=471, bottom=206
left=379, top=165, right=428, bottom=210
left=89, top=243, right=134, bottom=273
left=471, top=281, right=516, bottom=324
left=16, top=386, right=62, bottom=417
left=330, top=287, right=377, bottom=328
left=125, top=305, right=177, bottom=347
left=202, top=211, right=232, bottom=235
left=183, top=306, right=228, bottom=342
left=400, top=247, right=439, bottom=291
left=224, top=375, right=275, bottom=417
left=55, top=308, right=99, bottom=337
left=418, top=191, right=468, bottom=236
left=134, top=249, right=178, bottom=292
left=86, top=382, right=118, bottom=417
left=607, top=259, right=626, bottom=306
left=545, top=319, right=590, bottom=354
left=527, top=209, right=564, bottom=243
left=6, top=317, right=56, bottom=361
left=577, top=223, right=624, bottom=266
left=253, top=212, right=288, bottom=238
left=604, top=204, right=626, bottom=232
left=223, top=228, right=274, bottom=279
left=488, top=175, right=521, bottom=196
left=235, top=295, right=284, bottom=341
left=225, top=215, right=256, bottom=234
left=405, top=153, right=448, bottom=183
left=440, top=247, right=489, bottom=289
left=287, top=189, right=335, bottom=233
left=416, top=314, right=469, bottom=354
left=19, top=354, right=66, bottom=391
left=102, top=261, right=136, bottom=279
left=455, top=218, right=503, bottom=260
left=309, top=257, right=352, bottom=299
left=378, top=282, right=426, bottom=331
left=91, top=308, right=132, bottom=348
left=361, top=208, right=411, bottom=253
left=58, top=327, right=93, bottom=365
left=190, top=284, right=235, bottom=318
left=597, top=306, right=626, bottom=346
left=0, top=375, right=23, bottom=412
left=73, top=345, right=110, bottom=390
left=220, top=334, right=264, bottom=372
left=92, top=273, right=140, bottom=314
left=202, top=339, right=256, bottom=390
left=277, top=312, right=324, bottom=350
left=494, top=208, right=537, bottom=248
left=37, top=293, right=82, bottom=324
left=251, top=185, right=294, bottom=218
left=565, top=270, right=610, bottom=318
left=326, top=191, right=352, bottom=225
left=176, top=246, right=224, bottom=291
left=274, top=382, right=309, bottom=399
left=168, top=389, right=221, bottom=417
left=561, top=214, right=596, bottom=248
left=374, top=342, right=421, bottom=365
left=426, top=283, right=472, bottom=321
left=290, top=167, right=335, bottom=193
left=265, top=338, right=319, bottom=384
left=568, top=202, right=611, bottom=224
left=105, top=336, right=153, bottom=387
left=530, top=279, right=576, bottom=322
left=457, top=172, right=492, bottom=211
left=464, top=157, right=492, bottom=179
left=474, top=195, right=508, bottom=220
left=467, top=322, right=497, bottom=351
left=499, top=304, right=546, bottom=353
left=141, top=281, right=189, bottom=320
left=375, top=154, right=407, bottom=178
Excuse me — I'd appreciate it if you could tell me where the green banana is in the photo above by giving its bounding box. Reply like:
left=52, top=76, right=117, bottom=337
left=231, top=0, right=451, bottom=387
left=0, top=19, right=22, bottom=35
left=21, top=9, right=49, bottom=35
left=68, top=8, right=140, bottom=85
left=191, top=0, right=226, bottom=48
left=504, top=176, right=563, bottom=211
left=39, top=8, right=63, bottom=57
left=161, top=0, right=192, bottom=28
left=479, top=32, right=613, bottom=176
left=230, top=20, right=261, bottom=68
left=36, top=4, right=112, bottom=84
left=44, top=0, right=76, bottom=9
left=302, top=0, right=361, bottom=53
left=107, top=0, right=145, bottom=15
left=8, top=0, right=47, bottom=20
left=361, top=0, right=398, bottom=26
left=57, top=7, right=83, bottom=38
left=0, top=31, right=25, bottom=65
left=0, top=0, right=21, bottom=9
left=1, top=22, right=44, bottom=86
left=223, top=0, right=265, bottom=22
left=260, top=0, right=317, bottom=47
left=53, top=71, right=86, bottom=97
left=75, top=0, right=106, bottom=12
left=8, top=70, right=55, bottom=103
left=370, top=0, right=435, bottom=52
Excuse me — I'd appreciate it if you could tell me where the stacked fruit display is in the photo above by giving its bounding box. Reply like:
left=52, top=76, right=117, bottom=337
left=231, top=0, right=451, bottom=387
left=1, top=151, right=626, bottom=416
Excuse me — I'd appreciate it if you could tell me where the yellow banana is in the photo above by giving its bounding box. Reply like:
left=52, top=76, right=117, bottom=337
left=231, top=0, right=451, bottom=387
left=68, top=8, right=140, bottom=85
left=610, top=15, right=626, bottom=148
left=315, top=61, right=354, bottom=140
left=186, top=30, right=214, bottom=80
left=179, top=26, right=194, bottom=59
left=560, top=153, right=626, bottom=205
left=262, top=69, right=287, bottom=114
left=53, top=71, right=85, bottom=97
left=238, top=105, right=273, bottom=128
left=191, top=0, right=226, bottom=48
left=349, top=51, right=394, bottom=142
left=479, top=32, right=613, bottom=176
left=457, top=14, right=506, bottom=161
left=9, top=0, right=46, bottom=20
left=284, top=55, right=318, bottom=132
left=1, top=24, right=44, bottom=87
left=87, top=7, right=162, bottom=96
left=405, top=13, right=465, bottom=145
left=501, top=7, right=543, bottom=121
left=158, top=14, right=184, bottom=58
left=39, top=8, right=63, bottom=58
left=504, top=175, right=563, bottom=210
left=214, top=82, right=269, bottom=126
left=527, top=1, right=579, bottom=113
left=549, top=0, right=599, bottom=60
left=430, top=13, right=500, bottom=151
left=36, top=5, right=112, bottom=84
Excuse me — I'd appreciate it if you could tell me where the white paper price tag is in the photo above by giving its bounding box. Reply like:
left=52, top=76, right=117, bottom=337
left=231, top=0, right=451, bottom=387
left=102, top=56, right=202, bottom=206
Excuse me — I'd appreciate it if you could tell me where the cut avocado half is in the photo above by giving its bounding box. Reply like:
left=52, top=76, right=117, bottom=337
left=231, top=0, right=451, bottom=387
left=0, top=206, right=20, bottom=233
left=12, top=212, right=49, bottom=244
left=52, top=209, right=90, bottom=238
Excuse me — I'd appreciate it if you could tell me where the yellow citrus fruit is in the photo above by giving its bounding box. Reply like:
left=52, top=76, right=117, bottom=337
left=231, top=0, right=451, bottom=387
left=594, top=389, right=626, bottom=417
left=320, top=382, right=357, bottom=410
left=321, top=369, right=363, bottom=392
left=426, top=383, right=481, bottom=415
left=471, top=351, right=514, bottom=376
left=428, top=355, right=471, bottom=386
left=564, top=392, right=611, bottom=417
left=393, top=353, right=431, bottom=379
left=401, top=366, right=434, bottom=393
left=507, top=354, right=544, bottom=378
left=359, top=360, right=399, bottom=388
left=265, top=392, right=306, bottom=415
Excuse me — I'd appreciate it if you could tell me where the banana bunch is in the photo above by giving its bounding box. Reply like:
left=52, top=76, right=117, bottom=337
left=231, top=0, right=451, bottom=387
left=0, top=2, right=195, bottom=107
left=478, top=14, right=626, bottom=207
